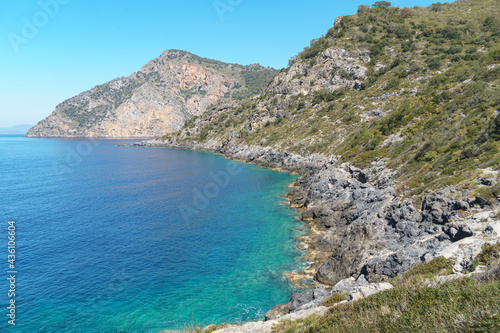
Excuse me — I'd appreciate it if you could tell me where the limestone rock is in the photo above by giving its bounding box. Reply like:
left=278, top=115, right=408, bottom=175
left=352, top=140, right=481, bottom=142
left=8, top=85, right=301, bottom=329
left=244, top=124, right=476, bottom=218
left=264, top=303, right=290, bottom=321
left=214, top=307, right=330, bottom=333
left=331, top=275, right=369, bottom=294
left=421, top=190, right=469, bottom=224
left=347, top=282, right=394, bottom=302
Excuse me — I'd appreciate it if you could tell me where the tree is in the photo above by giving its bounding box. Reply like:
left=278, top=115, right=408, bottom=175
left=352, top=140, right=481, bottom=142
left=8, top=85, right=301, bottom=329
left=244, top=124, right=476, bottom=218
left=372, top=1, right=391, bottom=8
left=400, top=7, right=412, bottom=18
left=357, top=5, right=370, bottom=13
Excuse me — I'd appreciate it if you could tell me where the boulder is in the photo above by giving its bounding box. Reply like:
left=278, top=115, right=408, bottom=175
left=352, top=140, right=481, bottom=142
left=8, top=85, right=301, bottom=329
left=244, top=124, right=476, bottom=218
left=289, top=292, right=314, bottom=312
left=264, top=303, right=290, bottom=321
left=313, top=285, right=329, bottom=299
left=472, top=196, right=488, bottom=208
left=421, top=192, right=455, bottom=224
left=331, top=274, right=369, bottom=293
left=445, top=224, right=474, bottom=242
left=347, top=282, right=394, bottom=302
left=483, top=225, right=497, bottom=235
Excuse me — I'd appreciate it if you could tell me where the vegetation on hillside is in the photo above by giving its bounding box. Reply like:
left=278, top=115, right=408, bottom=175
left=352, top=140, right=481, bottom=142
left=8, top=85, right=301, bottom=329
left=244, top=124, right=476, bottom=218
left=273, top=273, right=499, bottom=332
left=178, top=50, right=278, bottom=100
left=166, top=0, right=500, bottom=201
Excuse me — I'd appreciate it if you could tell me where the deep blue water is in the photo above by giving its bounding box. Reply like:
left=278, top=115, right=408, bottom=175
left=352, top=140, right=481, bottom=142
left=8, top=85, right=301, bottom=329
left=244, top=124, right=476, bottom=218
left=0, top=135, right=306, bottom=332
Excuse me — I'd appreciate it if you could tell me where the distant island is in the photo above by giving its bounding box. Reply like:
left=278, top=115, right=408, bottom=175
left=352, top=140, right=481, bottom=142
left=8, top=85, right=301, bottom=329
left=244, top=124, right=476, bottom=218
left=0, top=124, right=33, bottom=135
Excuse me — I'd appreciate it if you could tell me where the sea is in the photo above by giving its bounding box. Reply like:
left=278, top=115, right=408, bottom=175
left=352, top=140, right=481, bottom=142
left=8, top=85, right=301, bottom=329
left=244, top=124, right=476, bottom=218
left=0, top=135, right=307, bottom=332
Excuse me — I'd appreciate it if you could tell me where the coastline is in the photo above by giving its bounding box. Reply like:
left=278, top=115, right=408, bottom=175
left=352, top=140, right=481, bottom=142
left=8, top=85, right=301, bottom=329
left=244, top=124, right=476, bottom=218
left=125, top=140, right=324, bottom=284
left=24, top=135, right=158, bottom=140
left=127, top=138, right=500, bottom=332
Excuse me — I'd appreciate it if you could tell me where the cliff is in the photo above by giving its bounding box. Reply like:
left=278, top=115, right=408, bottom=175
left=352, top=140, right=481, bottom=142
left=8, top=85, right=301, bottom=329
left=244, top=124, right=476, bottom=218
left=26, top=50, right=277, bottom=138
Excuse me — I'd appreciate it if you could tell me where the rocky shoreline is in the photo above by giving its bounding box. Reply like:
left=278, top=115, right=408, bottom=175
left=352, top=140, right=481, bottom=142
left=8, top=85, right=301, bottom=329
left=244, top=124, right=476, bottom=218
left=129, top=139, right=500, bottom=331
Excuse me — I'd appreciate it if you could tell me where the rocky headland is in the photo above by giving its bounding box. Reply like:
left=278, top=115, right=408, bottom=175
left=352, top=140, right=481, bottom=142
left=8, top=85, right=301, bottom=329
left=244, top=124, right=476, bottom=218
left=26, top=50, right=276, bottom=138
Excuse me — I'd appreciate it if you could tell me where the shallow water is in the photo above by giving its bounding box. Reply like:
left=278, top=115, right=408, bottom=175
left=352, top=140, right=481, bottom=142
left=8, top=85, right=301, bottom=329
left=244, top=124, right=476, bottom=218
left=0, top=135, right=306, bottom=332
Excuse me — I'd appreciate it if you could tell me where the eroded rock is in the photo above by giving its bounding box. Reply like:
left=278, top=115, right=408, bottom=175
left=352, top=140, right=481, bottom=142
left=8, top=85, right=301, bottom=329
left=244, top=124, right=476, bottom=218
left=347, top=282, right=394, bottom=302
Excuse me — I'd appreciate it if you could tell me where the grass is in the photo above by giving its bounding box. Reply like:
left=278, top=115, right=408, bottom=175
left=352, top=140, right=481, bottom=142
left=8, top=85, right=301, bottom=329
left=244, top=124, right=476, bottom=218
left=387, top=256, right=454, bottom=285
left=470, top=243, right=500, bottom=271
left=273, top=276, right=500, bottom=333
left=273, top=256, right=500, bottom=333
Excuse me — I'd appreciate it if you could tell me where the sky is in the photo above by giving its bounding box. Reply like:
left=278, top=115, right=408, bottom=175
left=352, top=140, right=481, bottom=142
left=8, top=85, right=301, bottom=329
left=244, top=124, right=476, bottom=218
left=0, top=0, right=438, bottom=127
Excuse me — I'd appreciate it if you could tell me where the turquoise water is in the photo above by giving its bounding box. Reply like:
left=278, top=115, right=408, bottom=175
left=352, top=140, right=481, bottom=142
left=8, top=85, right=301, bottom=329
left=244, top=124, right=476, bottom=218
left=0, top=135, right=306, bottom=332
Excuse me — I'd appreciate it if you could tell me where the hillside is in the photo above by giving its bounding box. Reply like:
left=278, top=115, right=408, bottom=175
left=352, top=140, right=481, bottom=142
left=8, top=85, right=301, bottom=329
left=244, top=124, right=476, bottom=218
left=162, top=0, right=499, bottom=201
left=26, top=50, right=276, bottom=138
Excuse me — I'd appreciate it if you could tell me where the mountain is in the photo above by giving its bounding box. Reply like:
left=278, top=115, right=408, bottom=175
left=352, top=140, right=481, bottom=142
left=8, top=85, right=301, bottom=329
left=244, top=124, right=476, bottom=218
left=26, top=50, right=277, bottom=138
left=0, top=124, right=33, bottom=134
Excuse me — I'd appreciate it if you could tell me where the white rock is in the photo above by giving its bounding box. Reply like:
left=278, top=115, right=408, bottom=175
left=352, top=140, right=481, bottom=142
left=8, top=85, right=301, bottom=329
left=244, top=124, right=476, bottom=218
left=212, top=306, right=330, bottom=333
left=473, top=211, right=494, bottom=220
left=347, top=282, right=394, bottom=302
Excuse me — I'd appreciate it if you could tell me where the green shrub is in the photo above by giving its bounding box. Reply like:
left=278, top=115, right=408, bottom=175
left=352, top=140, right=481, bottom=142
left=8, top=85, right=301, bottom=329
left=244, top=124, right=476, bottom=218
left=324, top=292, right=348, bottom=306
left=427, top=57, right=442, bottom=70
left=390, top=57, right=404, bottom=69
left=447, top=46, right=462, bottom=54
left=385, top=77, right=400, bottom=90
left=372, top=1, right=391, bottom=9
left=312, top=88, right=347, bottom=105
left=301, top=38, right=329, bottom=60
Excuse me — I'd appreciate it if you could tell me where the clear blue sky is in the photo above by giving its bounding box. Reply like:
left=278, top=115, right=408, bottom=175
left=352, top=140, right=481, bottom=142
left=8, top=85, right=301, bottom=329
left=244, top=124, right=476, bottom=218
left=0, top=0, right=438, bottom=127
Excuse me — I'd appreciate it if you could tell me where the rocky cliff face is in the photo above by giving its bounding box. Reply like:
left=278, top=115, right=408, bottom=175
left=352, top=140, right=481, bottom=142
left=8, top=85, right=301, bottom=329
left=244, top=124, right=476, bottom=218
left=26, top=50, right=277, bottom=138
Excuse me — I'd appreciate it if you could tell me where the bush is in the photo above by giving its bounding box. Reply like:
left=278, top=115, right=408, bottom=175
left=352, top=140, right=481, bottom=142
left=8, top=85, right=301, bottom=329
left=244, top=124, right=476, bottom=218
left=486, top=47, right=500, bottom=64
left=357, top=5, right=370, bottom=13
left=312, top=88, right=347, bottom=105
left=447, top=46, right=462, bottom=54
left=390, top=57, right=404, bottom=69
left=441, top=27, right=460, bottom=40
left=301, top=38, right=329, bottom=60
left=372, top=1, right=391, bottom=9
left=394, top=25, right=412, bottom=39
left=402, top=41, right=415, bottom=52
left=427, top=57, right=442, bottom=70
left=370, top=44, right=383, bottom=56
left=385, top=77, right=400, bottom=90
